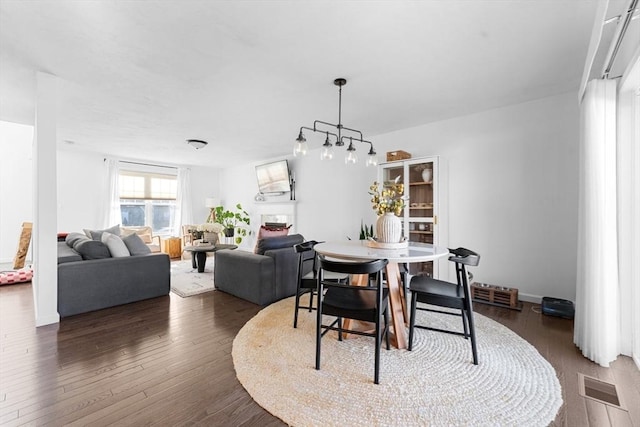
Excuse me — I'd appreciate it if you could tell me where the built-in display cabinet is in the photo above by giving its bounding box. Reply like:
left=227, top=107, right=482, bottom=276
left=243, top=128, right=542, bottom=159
left=379, top=156, right=440, bottom=277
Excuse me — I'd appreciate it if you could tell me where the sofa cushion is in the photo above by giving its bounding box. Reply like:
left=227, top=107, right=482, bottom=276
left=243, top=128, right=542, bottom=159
left=74, top=239, right=111, bottom=260
left=66, top=232, right=90, bottom=248
left=101, top=232, right=130, bottom=257
left=58, top=242, right=83, bottom=263
left=122, top=233, right=152, bottom=256
left=84, top=224, right=121, bottom=241
left=255, top=234, right=304, bottom=255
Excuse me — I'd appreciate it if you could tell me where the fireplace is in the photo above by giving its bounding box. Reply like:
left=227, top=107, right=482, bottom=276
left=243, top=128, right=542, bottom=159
left=254, top=202, right=296, bottom=234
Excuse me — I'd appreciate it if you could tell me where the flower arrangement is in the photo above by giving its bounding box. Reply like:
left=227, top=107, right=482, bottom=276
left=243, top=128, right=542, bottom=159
left=369, top=179, right=406, bottom=216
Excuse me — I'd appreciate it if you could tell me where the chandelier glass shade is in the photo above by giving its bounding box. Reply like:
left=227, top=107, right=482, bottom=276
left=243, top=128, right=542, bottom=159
left=294, top=78, right=377, bottom=166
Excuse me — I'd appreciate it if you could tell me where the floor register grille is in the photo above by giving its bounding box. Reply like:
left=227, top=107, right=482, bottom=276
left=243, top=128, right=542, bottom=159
left=578, top=373, right=627, bottom=410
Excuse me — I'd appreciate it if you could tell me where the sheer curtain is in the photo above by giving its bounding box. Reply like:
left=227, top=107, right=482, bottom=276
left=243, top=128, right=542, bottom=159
left=173, top=167, right=193, bottom=238
left=102, top=158, right=121, bottom=228
left=574, top=79, right=619, bottom=367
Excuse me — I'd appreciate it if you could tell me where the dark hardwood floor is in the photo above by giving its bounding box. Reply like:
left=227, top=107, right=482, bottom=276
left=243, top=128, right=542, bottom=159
left=1, top=279, right=638, bottom=426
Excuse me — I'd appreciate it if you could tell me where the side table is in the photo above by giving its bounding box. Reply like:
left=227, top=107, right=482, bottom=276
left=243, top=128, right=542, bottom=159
left=161, top=237, right=182, bottom=259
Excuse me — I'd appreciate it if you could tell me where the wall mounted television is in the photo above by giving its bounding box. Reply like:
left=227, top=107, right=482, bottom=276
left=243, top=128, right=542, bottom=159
left=255, top=160, right=291, bottom=194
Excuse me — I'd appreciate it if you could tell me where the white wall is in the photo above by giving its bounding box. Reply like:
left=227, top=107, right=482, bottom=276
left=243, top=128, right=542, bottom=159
left=0, top=121, right=34, bottom=264
left=219, top=91, right=579, bottom=302
left=57, top=150, right=107, bottom=232
left=189, top=166, right=221, bottom=226
left=218, top=154, right=376, bottom=251
left=373, top=92, right=579, bottom=301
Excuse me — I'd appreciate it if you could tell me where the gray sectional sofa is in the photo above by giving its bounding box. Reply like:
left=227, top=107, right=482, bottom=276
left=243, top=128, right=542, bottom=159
left=57, top=230, right=170, bottom=317
left=214, top=234, right=308, bottom=306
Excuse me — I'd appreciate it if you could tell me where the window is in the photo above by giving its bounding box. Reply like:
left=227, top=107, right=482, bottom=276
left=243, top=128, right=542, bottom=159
left=119, top=169, right=177, bottom=235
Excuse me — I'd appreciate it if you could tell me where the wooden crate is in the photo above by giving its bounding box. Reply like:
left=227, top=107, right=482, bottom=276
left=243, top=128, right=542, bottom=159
left=471, top=282, right=520, bottom=310
left=386, top=150, right=411, bottom=161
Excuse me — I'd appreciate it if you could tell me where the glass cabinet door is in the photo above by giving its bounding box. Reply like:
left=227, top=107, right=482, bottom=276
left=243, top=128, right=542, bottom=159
left=406, top=159, right=436, bottom=276
left=379, top=156, right=439, bottom=277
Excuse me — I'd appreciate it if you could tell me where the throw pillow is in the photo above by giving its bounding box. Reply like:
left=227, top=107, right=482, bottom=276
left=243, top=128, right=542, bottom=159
left=257, top=225, right=291, bottom=239
left=122, top=233, right=152, bottom=256
left=101, top=232, right=130, bottom=257
left=65, top=232, right=90, bottom=248
left=84, top=224, right=121, bottom=241
left=74, top=239, right=111, bottom=260
left=255, top=234, right=304, bottom=256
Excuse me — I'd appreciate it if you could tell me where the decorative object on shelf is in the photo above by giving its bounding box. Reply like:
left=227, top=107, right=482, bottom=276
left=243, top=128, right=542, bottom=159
left=205, top=197, right=220, bottom=223
left=214, top=204, right=251, bottom=244
left=421, top=168, right=433, bottom=183
left=293, top=78, right=378, bottom=167
left=186, top=139, right=208, bottom=149
left=369, top=179, right=406, bottom=243
left=359, top=221, right=374, bottom=240
left=386, top=150, right=411, bottom=162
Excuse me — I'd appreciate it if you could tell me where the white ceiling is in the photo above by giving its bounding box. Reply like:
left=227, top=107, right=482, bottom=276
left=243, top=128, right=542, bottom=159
left=0, top=0, right=605, bottom=168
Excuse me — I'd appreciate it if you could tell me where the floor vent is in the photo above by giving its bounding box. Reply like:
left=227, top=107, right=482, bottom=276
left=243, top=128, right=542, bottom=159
left=578, top=373, right=627, bottom=410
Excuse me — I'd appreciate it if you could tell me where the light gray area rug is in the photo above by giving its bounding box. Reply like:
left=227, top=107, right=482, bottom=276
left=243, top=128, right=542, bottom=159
left=233, top=296, right=563, bottom=427
left=170, top=260, right=215, bottom=297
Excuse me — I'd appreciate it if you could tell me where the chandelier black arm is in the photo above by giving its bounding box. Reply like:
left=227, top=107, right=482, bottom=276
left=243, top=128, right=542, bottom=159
left=300, top=125, right=339, bottom=142
left=312, top=120, right=364, bottom=141
left=339, top=136, right=376, bottom=153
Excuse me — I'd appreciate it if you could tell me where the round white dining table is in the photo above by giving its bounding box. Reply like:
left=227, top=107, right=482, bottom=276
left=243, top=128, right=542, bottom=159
left=314, top=240, right=450, bottom=349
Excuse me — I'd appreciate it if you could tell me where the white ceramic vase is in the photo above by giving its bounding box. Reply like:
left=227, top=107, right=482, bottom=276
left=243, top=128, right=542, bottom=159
left=376, top=213, right=402, bottom=243
left=422, top=168, right=433, bottom=183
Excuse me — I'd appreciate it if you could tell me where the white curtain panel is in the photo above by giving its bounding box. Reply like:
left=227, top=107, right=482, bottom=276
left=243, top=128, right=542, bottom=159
left=174, top=167, right=193, bottom=236
left=102, top=158, right=121, bottom=228
left=574, top=79, right=619, bottom=367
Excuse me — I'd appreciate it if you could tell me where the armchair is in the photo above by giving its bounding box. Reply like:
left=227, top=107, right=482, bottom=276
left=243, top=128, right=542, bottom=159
left=214, top=234, right=307, bottom=306
left=120, top=226, right=161, bottom=253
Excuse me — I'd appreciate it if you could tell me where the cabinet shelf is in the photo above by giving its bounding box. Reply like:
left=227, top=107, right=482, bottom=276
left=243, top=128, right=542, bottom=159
left=409, top=181, right=432, bottom=186
left=409, top=231, right=433, bottom=235
left=409, top=206, right=433, bottom=209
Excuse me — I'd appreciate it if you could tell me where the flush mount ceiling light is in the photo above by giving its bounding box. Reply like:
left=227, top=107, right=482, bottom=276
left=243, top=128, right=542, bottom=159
left=186, top=139, right=208, bottom=149
left=294, top=78, right=377, bottom=166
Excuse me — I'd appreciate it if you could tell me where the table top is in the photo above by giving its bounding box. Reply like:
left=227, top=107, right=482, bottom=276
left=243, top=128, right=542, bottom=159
left=184, top=244, right=237, bottom=252
left=314, top=241, right=449, bottom=263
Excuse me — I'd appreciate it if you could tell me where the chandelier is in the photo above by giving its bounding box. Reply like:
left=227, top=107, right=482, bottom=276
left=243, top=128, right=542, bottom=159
left=293, top=78, right=378, bottom=166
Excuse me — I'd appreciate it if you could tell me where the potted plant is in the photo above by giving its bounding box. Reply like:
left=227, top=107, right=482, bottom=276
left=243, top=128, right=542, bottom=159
left=368, top=178, right=406, bottom=243
left=214, top=203, right=251, bottom=244
left=359, top=220, right=374, bottom=240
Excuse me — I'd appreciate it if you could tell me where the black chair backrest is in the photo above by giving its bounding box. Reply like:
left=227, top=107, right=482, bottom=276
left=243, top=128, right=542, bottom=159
left=294, top=240, right=323, bottom=282
left=319, top=257, right=388, bottom=276
left=294, top=240, right=320, bottom=254
left=448, top=247, right=480, bottom=267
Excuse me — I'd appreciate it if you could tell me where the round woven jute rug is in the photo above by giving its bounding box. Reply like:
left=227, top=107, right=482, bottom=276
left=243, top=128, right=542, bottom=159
left=233, top=297, right=562, bottom=426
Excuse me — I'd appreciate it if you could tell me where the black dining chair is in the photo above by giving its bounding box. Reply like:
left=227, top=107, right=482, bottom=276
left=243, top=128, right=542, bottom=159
left=408, top=247, right=481, bottom=365
left=293, top=241, right=348, bottom=328
left=316, top=256, right=390, bottom=384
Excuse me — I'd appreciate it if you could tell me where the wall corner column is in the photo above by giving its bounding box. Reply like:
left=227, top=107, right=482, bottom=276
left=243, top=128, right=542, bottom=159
left=32, top=71, right=60, bottom=326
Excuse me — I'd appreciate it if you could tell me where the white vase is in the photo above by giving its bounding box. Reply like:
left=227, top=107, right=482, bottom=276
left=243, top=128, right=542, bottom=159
left=422, top=168, right=433, bottom=183
left=376, top=213, right=402, bottom=243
